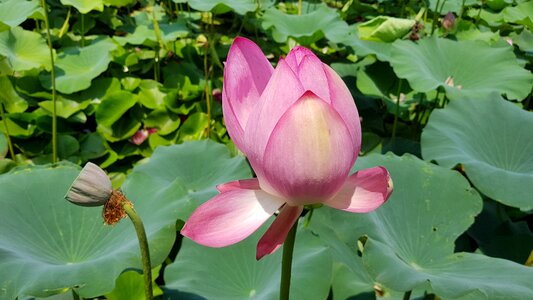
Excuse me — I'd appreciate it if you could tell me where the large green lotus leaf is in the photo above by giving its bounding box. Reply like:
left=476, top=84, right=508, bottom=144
left=311, top=153, right=533, bottom=298
left=41, top=39, right=116, bottom=94
left=122, top=140, right=251, bottom=221
left=0, top=27, right=51, bottom=72
left=0, top=140, right=250, bottom=299
left=357, top=16, right=415, bottom=42
left=0, top=75, right=28, bottom=113
left=388, top=37, right=533, bottom=101
left=60, top=0, right=103, bottom=14
left=164, top=220, right=332, bottom=300
left=261, top=3, right=351, bottom=44
left=0, top=0, right=40, bottom=30
left=421, top=94, right=533, bottom=210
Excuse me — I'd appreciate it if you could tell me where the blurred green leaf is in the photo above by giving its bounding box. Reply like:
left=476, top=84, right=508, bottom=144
left=0, top=112, right=36, bottom=137
left=422, top=94, right=533, bottom=210
left=144, top=109, right=180, bottom=135
left=79, top=132, right=107, bottom=160
left=96, top=91, right=139, bottom=141
left=103, top=0, right=136, bottom=7
left=179, top=112, right=208, bottom=141
left=173, top=0, right=265, bottom=15
left=0, top=75, right=28, bottom=113
left=38, top=97, right=91, bottom=119
left=510, top=28, right=533, bottom=53
left=60, top=0, right=103, bottom=14
left=138, top=79, right=165, bottom=109
left=0, top=27, right=52, bottom=72
left=105, top=266, right=163, bottom=300
left=357, top=16, right=415, bottom=42
left=503, top=1, right=533, bottom=29
left=261, top=3, right=351, bottom=44
left=40, top=39, right=117, bottom=94
left=0, top=0, right=40, bottom=30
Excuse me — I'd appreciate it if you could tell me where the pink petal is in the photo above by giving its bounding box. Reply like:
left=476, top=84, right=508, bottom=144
left=222, top=37, right=274, bottom=151
left=181, top=188, right=285, bottom=247
left=256, top=205, right=303, bottom=260
left=323, top=64, right=361, bottom=162
left=261, top=91, right=355, bottom=205
left=297, top=55, right=330, bottom=103
left=216, top=178, right=260, bottom=193
left=244, top=59, right=305, bottom=172
left=285, top=46, right=317, bottom=71
left=325, top=166, right=393, bottom=213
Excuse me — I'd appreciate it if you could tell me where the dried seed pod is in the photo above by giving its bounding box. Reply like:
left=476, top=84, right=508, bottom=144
left=65, top=162, right=113, bottom=207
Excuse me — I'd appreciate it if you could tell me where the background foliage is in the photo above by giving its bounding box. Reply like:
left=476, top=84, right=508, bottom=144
left=0, top=0, right=532, bottom=299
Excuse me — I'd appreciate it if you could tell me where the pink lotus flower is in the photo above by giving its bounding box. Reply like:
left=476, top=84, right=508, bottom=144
left=181, top=37, right=393, bottom=259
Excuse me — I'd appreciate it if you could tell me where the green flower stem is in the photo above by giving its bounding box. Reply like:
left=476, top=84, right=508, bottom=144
left=122, top=202, right=153, bottom=300
left=430, top=0, right=440, bottom=35
left=391, top=79, right=403, bottom=141
left=80, top=13, right=85, bottom=47
left=72, top=289, right=80, bottom=300
left=150, top=6, right=163, bottom=81
left=40, top=0, right=58, bottom=163
left=403, top=290, right=412, bottom=300
left=0, top=103, right=15, bottom=160
left=280, top=221, right=298, bottom=300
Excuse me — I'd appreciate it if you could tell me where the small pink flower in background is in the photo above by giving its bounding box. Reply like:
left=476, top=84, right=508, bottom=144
left=212, top=88, right=222, bottom=102
left=130, top=128, right=157, bottom=145
left=181, top=37, right=393, bottom=259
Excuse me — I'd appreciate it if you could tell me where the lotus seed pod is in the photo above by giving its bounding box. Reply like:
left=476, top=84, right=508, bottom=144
left=65, top=162, right=113, bottom=207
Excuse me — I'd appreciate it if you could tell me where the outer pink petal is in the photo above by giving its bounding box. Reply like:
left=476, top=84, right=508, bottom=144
left=244, top=59, right=305, bottom=171
left=222, top=37, right=274, bottom=151
left=261, top=91, right=355, bottom=204
left=216, top=178, right=260, bottom=193
left=285, top=46, right=317, bottom=71
left=181, top=188, right=285, bottom=247
left=297, top=55, right=330, bottom=103
left=256, top=205, right=303, bottom=260
left=323, top=64, right=361, bottom=163
left=325, top=166, right=393, bottom=213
